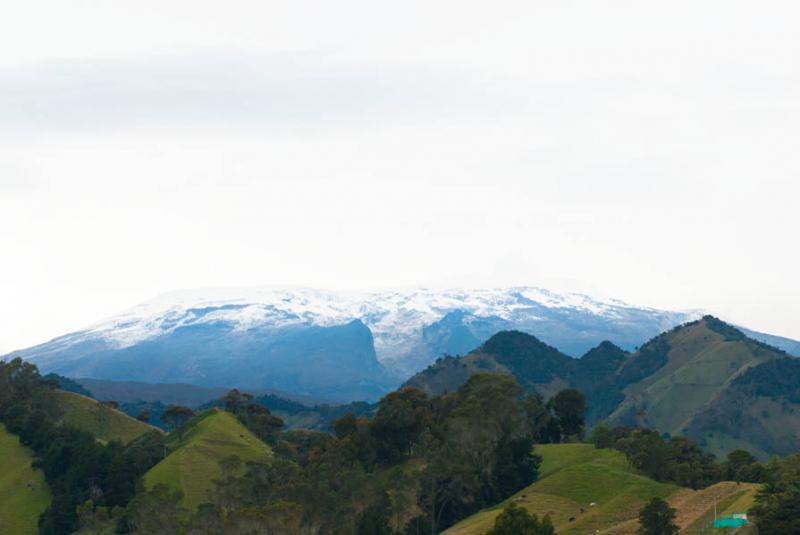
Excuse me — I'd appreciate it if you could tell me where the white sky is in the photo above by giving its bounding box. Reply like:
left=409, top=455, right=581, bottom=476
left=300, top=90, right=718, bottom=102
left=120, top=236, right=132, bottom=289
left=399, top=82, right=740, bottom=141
left=1, top=0, right=799, bottom=354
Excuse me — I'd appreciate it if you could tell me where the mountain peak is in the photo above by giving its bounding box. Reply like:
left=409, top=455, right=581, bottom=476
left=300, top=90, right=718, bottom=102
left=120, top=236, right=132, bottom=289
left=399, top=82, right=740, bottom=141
left=480, top=330, right=553, bottom=355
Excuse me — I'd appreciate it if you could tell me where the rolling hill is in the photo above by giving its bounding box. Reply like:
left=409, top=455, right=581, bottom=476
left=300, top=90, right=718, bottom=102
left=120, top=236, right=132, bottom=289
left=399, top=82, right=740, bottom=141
left=0, top=424, right=50, bottom=535
left=407, top=316, right=798, bottom=458
left=143, top=409, right=272, bottom=510
left=444, top=444, right=758, bottom=535
left=606, top=317, right=797, bottom=458
left=54, top=390, right=161, bottom=444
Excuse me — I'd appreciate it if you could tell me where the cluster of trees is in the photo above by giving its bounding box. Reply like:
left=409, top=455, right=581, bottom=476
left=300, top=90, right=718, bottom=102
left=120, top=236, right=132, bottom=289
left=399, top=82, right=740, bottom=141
left=125, top=374, right=585, bottom=534
left=751, top=453, right=800, bottom=533
left=0, top=358, right=165, bottom=534
left=219, top=389, right=284, bottom=444
left=486, top=503, right=554, bottom=535
left=590, top=424, right=765, bottom=489
left=637, top=497, right=678, bottom=535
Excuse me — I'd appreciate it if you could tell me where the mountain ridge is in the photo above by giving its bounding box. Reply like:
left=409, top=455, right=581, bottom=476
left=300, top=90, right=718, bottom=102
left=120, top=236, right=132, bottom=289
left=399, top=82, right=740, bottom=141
left=5, top=287, right=798, bottom=403
left=407, top=316, right=800, bottom=458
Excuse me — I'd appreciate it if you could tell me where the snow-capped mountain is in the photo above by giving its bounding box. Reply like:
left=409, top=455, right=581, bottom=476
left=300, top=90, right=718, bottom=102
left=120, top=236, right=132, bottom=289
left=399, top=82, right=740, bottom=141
left=6, top=287, right=798, bottom=401
left=37, top=286, right=698, bottom=371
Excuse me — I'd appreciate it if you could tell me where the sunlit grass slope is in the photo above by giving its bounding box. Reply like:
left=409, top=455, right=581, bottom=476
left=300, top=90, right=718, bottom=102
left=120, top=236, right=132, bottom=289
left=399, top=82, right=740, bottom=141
left=610, top=320, right=776, bottom=438
left=143, top=409, right=272, bottom=510
left=0, top=424, right=50, bottom=535
left=55, top=390, right=160, bottom=444
left=678, top=482, right=759, bottom=535
left=444, top=444, right=679, bottom=535
left=446, top=444, right=761, bottom=535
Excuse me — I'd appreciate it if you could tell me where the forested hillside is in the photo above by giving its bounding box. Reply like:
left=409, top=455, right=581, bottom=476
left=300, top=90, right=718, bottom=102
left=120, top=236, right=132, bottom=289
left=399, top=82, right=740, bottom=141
left=407, top=316, right=796, bottom=459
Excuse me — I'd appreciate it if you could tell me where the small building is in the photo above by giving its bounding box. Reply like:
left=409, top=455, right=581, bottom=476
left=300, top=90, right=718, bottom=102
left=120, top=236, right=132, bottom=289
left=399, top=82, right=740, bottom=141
left=713, top=513, right=748, bottom=528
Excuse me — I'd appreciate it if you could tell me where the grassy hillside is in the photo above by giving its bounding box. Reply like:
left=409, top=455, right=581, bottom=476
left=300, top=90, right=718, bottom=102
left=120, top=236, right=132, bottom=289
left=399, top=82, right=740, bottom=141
left=688, top=356, right=800, bottom=458
left=443, top=444, right=679, bottom=535
left=55, top=390, right=160, bottom=444
left=679, top=482, right=759, bottom=534
left=0, top=424, right=50, bottom=535
left=143, top=410, right=272, bottom=510
left=445, top=444, right=760, bottom=535
left=608, top=318, right=780, bottom=437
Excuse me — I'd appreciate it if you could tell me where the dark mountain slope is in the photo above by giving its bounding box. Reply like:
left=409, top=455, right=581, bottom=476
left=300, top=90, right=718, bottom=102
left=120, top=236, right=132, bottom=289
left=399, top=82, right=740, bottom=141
left=687, top=356, right=800, bottom=458
left=17, top=319, right=395, bottom=402
left=568, top=341, right=630, bottom=422
left=403, top=330, right=573, bottom=398
left=607, top=317, right=786, bottom=437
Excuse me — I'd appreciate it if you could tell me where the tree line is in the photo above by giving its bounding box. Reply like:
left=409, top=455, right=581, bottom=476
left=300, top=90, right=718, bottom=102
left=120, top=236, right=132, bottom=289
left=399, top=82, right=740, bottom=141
left=120, top=374, right=588, bottom=534
left=589, top=422, right=766, bottom=489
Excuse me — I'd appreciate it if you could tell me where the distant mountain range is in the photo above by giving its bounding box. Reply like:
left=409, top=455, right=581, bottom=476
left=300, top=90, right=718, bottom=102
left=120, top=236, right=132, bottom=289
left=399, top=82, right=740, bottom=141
left=406, top=316, right=800, bottom=459
left=4, top=287, right=799, bottom=402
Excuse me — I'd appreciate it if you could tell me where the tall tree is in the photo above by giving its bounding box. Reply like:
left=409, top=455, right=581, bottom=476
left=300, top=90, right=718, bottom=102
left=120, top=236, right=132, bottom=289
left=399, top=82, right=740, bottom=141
left=638, top=497, right=679, bottom=535
left=161, top=405, right=195, bottom=440
left=549, top=388, right=586, bottom=439
left=752, top=454, right=800, bottom=534
left=370, top=387, right=431, bottom=463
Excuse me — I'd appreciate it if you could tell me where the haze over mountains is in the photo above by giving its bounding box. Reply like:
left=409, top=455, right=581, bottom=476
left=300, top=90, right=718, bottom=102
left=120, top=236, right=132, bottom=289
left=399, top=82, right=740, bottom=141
left=5, top=287, right=799, bottom=402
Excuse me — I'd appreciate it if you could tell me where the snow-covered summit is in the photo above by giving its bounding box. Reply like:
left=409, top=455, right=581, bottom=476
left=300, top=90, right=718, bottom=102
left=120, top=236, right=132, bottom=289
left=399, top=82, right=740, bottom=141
left=8, top=287, right=797, bottom=401
left=83, top=286, right=695, bottom=369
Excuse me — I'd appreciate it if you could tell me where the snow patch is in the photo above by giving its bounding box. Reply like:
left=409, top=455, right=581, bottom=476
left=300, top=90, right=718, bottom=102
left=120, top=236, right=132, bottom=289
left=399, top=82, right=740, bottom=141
left=76, top=286, right=683, bottom=362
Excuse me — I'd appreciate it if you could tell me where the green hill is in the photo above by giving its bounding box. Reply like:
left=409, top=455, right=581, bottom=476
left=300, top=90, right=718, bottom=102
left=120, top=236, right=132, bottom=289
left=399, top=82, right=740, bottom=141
left=444, top=444, right=760, bottom=535
left=608, top=317, right=779, bottom=433
left=0, top=424, right=50, bottom=535
left=686, top=356, right=800, bottom=458
left=443, top=444, right=679, bottom=535
left=143, top=410, right=272, bottom=510
left=607, top=317, right=793, bottom=458
left=55, top=390, right=160, bottom=444
left=406, top=317, right=794, bottom=458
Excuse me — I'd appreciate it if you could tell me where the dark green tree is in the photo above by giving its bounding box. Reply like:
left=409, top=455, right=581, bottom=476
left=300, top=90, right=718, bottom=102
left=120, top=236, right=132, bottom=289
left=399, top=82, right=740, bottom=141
left=356, top=490, right=393, bottom=534
left=590, top=421, right=614, bottom=449
left=752, top=454, right=800, bottom=534
left=487, top=503, right=554, bottom=535
left=724, top=449, right=764, bottom=482
left=638, top=497, right=679, bottom=535
left=332, top=411, right=358, bottom=439
left=522, top=393, right=552, bottom=442
left=549, top=389, right=586, bottom=439
left=126, top=484, right=184, bottom=535
left=161, top=405, right=195, bottom=440
left=370, top=387, right=431, bottom=463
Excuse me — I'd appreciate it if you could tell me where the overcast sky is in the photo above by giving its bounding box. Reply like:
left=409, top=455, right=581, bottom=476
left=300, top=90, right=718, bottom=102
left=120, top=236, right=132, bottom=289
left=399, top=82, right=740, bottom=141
left=1, top=1, right=799, bottom=353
